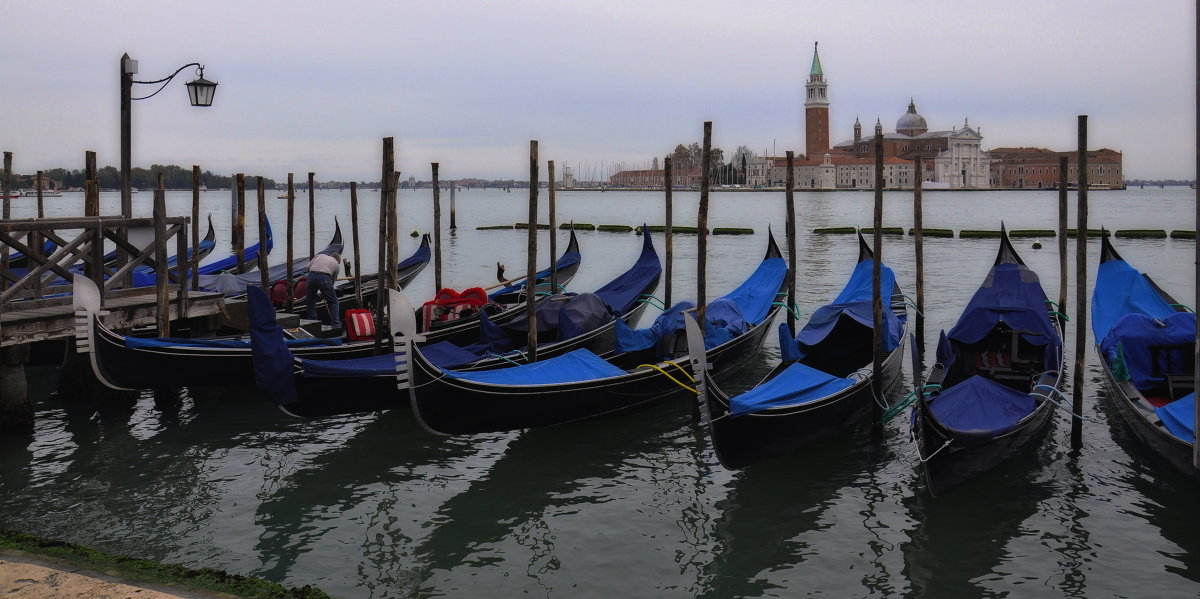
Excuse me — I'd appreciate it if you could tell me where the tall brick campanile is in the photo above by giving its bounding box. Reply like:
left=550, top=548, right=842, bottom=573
left=804, top=42, right=829, bottom=159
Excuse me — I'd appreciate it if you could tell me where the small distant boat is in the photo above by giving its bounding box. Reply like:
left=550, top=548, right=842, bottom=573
left=20, top=189, right=63, bottom=197
left=277, top=194, right=288, bottom=199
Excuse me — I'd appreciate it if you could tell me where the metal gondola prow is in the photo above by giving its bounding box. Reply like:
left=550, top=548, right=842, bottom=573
left=683, top=308, right=711, bottom=426
left=994, top=223, right=1026, bottom=266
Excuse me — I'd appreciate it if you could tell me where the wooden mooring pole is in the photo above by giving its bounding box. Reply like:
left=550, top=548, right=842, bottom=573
left=154, top=173, right=169, bottom=337
left=84, top=152, right=102, bottom=296
left=1059, top=157, right=1068, bottom=324
left=389, top=171, right=400, bottom=291
left=286, top=173, right=296, bottom=312
left=33, top=170, right=44, bottom=298
left=235, top=174, right=246, bottom=274
left=549, top=160, right=557, bottom=292
left=191, top=166, right=200, bottom=291
left=663, top=156, right=673, bottom=309
left=697, top=122, right=711, bottom=325
left=450, top=181, right=457, bottom=231
left=308, top=172, right=316, bottom=258
left=1072, top=115, right=1088, bottom=449
left=526, top=140, right=540, bottom=361
left=871, top=127, right=885, bottom=439
left=374, top=137, right=393, bottom=353
left=1, top=152, right=10, bottom=293
left=913, top=155, right=925, bottom=373
left=350, top=182, right=363, bottom=307
left=785, top=151, right=797, bottom=335
left=257, top=177, right=269, bottom=291
left=1195, top=140, right=1200, bottom=468
left=432, top=163, right=443, bottom=293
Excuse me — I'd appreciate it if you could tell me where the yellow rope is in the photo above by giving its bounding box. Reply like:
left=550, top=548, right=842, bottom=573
left=637, top=363, right=697, bottom=394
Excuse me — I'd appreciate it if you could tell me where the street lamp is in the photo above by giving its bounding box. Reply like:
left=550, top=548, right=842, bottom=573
left=120, top=52, right=218, bottom=216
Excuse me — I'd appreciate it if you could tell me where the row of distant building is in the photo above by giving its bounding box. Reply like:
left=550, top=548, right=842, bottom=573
left=605, top=44, right=1123, bottom=191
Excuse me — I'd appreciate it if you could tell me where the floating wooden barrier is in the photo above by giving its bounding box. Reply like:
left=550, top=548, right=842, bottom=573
left=639, top=225, right=699, bottom=234
left=908, top=228, right=953, bottom=237
left=597, top=224, right=634, bottom=233
left=1065, top=228, right=1110, bottom=237
left=514, top=223, right=550, bottom=229
left=1171, top=230, right=1196, bottom=239
left=814, top=226, right=902, bottom=235
left=564, top=223, right=595, bottom=231
left=1115, top=229, right=1167, bottom=239
left=1008, top=229, right=1056, bottom=238
left=713, top=227, right=754, bottom=235
left=475, top=225, right=512, bottom=230
left=959, top=230, right=1002, bottom=238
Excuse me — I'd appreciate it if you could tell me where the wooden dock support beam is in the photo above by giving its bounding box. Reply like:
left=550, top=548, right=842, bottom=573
left=0, top=344, right=32, bottom=429
left=350, top=182, right=363, bottom=307
left=374, top=137, right=393, bottom=354
left=235, top=174, right=245, bottom=274
left=154, top=173, right=169, bottom=336
left=286, top=173, right=296, bottom=312
left=548, top=160, right=557, bottom=292
left=450, top=180, right=457, bottom=231
left=913, top=155, right=925, bottom=373
left=785, top=151, right=797, bottom=335
left=191, top=165, right=201, bottom=291
left=257, top=177, right=269, bottom=291
left=433, top=163, right=443, bottom=293
left=308, top=172, right=316, bottom=258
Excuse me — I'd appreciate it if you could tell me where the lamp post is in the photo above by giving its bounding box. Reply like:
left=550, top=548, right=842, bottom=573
left=120, top=53, right=218, bottom=217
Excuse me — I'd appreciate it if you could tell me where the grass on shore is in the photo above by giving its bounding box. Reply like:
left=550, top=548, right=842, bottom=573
left=0, top=530, right=332, bottom=599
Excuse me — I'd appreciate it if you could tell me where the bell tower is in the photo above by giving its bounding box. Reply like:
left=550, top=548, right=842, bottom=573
left=804, top=42, right=830, bottom=159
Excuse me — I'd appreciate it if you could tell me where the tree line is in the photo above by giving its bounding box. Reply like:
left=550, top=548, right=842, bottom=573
left=8, top=165, right=276, bottom=190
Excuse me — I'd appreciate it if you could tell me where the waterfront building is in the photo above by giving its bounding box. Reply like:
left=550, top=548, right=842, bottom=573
left=988, top=147, right=1125, bottom=189
left=608, top=167, right=701, bottom=188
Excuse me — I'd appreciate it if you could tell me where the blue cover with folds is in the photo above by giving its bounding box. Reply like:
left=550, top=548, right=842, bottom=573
left=1157, top=393, right=1197, bottom=442
left=247, top=285, right=296, bottom=405
left=927, top=375, right=1035, bottom=435
left=795, top=259, right=903, bottom=353
left=730, top=361, right=857, bottom=417
left=1100, top=311, right=1197, bottom=390
left=946, top=262, right=1059, bottom=369
left=614, top=255, right=786, bottom=355
left=439, top=348, right=625, bottom=385
left=125, top=335, right=340, bottom=349
left=591, top=231, right=661, bottom=315
left=615, top=300, right=695, bottom=353
left=1092, top=259, right=1178, bottom=341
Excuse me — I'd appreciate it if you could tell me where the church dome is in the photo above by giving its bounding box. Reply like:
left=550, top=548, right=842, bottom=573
left=896, top=99, right=927, bottom=134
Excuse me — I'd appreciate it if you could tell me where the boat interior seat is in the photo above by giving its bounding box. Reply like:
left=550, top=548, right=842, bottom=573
left=1148, top=343, right=1194, bottom=400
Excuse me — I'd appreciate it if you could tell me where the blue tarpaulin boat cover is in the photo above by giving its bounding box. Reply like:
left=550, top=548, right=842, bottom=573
left=730, top=361, right=857, bottom=417
left=946, top=262, right=1059, bottom=370
left=1100, top=311, right=1197, bottom=390
left=1157, top=393, right=1197, bottom=442
left=440, top=348, right=626, bottom=385
left=591, top=231, right=660, bottom=316
left=792, top=259, right=903, bottom=353
left=928, top=374, right=1035, bottom=436
left=1092, top=259, right=1178, bottom=341
left=247, top=285, right=297, bottom=404
left=196, top=218, right=274, bottom=275
left=614, top=255, right=786, bottom=355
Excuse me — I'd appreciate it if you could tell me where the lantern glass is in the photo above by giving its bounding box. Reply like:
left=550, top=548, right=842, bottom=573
left=186, top=77, right=218, bottom=107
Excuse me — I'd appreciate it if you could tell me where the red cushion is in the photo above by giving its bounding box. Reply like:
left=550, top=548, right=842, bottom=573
left=345, top=309, right=375, bottom=341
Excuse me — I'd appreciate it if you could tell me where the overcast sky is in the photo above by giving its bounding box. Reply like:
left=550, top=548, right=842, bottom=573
left=2, top=0, right=1194, bottom=181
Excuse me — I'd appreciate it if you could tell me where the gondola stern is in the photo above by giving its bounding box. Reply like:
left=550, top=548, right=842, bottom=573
left=1099, top=228, right=1123, bottom=263
left=994, top=223, right=1026, bottom=266
left=764, top=227, right=783, bottom=260
left=856, top=230, right=874, bottom=263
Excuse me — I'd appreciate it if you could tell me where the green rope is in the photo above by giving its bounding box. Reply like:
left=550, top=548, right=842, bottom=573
left=772, top=301, right=802, bottom=321
left=488, top=352, right=526, bottom=367
left=1049, top=311, right=1070, bottom=321
left=639, top=295, right=667, bottom=311
left=1169, top=303, right=1195, bottom=313
left=877, top=384, right=943, bottom=424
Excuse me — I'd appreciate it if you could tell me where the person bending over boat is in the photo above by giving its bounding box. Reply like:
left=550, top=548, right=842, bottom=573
left=305, top=251, right=342, bottom=326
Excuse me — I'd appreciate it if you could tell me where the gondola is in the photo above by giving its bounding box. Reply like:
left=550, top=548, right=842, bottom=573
left=71, top=224, right=353, bottom=391
left=280, top=232, right=430, bottom=316
left=689, top=233, right=908, bottom=469
left=251, top=231, right=663, bottom=418
left=399, top=233, right=787, bottom=435
left=911, top=226, right=1065, bottom=496
left=1092, top=233, right=1198, bottom=477
left=194, top=215, right=275, bottom=275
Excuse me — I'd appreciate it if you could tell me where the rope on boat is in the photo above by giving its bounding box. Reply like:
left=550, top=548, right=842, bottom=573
left=1169, top=303, right=1194, bottom=313
left=901, top=295, right=925, bottom=317
left=1032, top=384, right=1091, bottom=422
left=918, top=439, right=953, bottom=463
left=638, top=294, right=667, bottom=311
left=487, top=352, right=526, bottom=367
left=1048, top=311, right=1070, bottom=321
left=637, top=363, right=696, bottom=394
left=877, top=384, right=941, bottom=424
left=771, top=301, right=803, bottom=321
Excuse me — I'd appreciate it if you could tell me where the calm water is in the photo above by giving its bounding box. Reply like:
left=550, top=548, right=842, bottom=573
left=3, top=187, right=1199, bottom=598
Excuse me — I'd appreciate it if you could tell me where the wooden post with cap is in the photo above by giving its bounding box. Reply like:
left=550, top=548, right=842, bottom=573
left=1072, top=115, right=1088, bottom=449
left=526, top=141, right=540, bottom=361
left=871, top=127, right=885, bottom=439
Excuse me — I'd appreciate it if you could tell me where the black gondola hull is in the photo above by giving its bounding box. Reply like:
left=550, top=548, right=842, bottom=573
left=1095, top=345, right=1200, bottom=479
left=707, top=335, right=907, bottom=469
left=410, top=305, right=780, bottom=435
